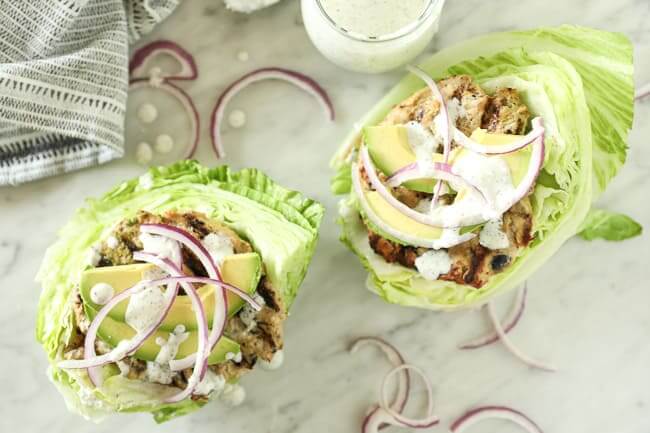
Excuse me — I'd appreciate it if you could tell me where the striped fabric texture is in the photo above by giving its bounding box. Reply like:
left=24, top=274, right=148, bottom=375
left=0, top=0, right=179, bottom=185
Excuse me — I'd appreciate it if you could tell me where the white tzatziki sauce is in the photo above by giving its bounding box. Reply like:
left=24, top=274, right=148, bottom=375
left=405, top=121, right=439, bottom=164
left=125, top=285, right=167, bottom=333
left=139, top=232, right=182, bottom=264
left=90, top=283, right=114, bottom=305
left=415, top=250, right=452, bottom=280
left=479, top=218, right=510, bottom=250
left=203, top=232, right=234, bottom=265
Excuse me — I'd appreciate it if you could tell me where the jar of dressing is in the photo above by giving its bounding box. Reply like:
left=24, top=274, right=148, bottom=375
left=301, top=0, right=445, bottom=74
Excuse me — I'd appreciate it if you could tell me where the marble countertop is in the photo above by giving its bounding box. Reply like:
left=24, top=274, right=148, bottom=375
left=1, top=0, right=649, bottom=432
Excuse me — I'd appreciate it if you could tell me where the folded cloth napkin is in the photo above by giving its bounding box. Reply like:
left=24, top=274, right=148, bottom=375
left=0, top=0, right=179, bottom=186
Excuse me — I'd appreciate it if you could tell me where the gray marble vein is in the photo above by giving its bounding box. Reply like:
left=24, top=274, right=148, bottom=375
left=0, top=0, right=649, bottom=432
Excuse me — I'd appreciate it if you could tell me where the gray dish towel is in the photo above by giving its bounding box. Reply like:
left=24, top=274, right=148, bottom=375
left=0, top=0, right=179, bottom=186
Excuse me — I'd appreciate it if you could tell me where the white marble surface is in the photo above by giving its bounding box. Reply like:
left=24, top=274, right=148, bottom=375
left=1, top=0, right=650, bottom=431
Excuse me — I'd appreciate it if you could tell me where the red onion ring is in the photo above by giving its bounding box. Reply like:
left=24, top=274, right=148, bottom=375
left=360, top=146, right=487, bottom=229
left=350, top=337, right=410, bottom=417
left=451, top=406, right=544, bottom=433
left=351, top=161, right=476, bottom=249
left=129, top=40, right=198, bottom=81
left=139, top=224, right=229, bottom=372
left=453, top=117, right=545, bottom=155
left=129, top=78, right=200, bottom=159
left=459, top=285, right=527, bottom=350
left=497, top=118, right=545, bottom=211
left=407, top=65, right=451, bottom=209
left=635, top=82, right=650, bottom=101
left=209, top=67, right=335, bottom=159
left=486, top=301, right=556, bottom=372
left=379, top=364, right=439, bottom=429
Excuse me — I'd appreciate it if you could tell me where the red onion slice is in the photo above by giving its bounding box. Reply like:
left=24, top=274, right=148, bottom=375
left=360, top=146, right=487, bottom=229
left=350, top=337, right=410, bottom=416
left=139, top=224, right=228, bottom=371
left=407, top=65, right=451, bottom=209
left=362, top=405, right=439, bottom=433
left=351, top=161, right=476, bottom=249
left=451, top=406, right=544, bottom=433
left=453, top=117, right=545, bottom=155
left=635, top=82, right=650, bottom=101
left=129, top=79, right=200, bottom=159
left=459, top=285, right=527, bottom=350
left=379, top=364, right=439, bottom=429
left=129, top=40, right=198, bottom=81
left=209, top=67, right=335, bottom=159
left=486, top=301, right=556, bottom=372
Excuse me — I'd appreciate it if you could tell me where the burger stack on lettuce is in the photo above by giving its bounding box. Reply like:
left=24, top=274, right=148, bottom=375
left=332, top=26, right=639, bottom=310
left=37, top=162, right=323, bottom=422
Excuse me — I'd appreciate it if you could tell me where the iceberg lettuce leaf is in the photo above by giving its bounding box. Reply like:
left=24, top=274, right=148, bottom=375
left=37, top=161, right=323, bottom=421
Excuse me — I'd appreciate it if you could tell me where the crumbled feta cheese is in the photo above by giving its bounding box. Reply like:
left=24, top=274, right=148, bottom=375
left=240, top=294, right=265, bottom=331
left=95, top=340, right=113, bottom=355
left=202, top=233, right=234, bottom=265
left=224, top=0, right=281, bottom=14
left=194, top=370, right=226, bottom=396
left=220, top=383, right=246, bottom=407
left=106, top=235, right=119, bottom=249
left=136, top=142, right=153, bottom=165
left=137, top=103, right=158, bottom=124
left=479, top=218, right=510, bottom=250
left=415, top=250, right=452, bottom=281
left=116, top=360, right=131, bottom=377
left=258, top=350, right=284, bottom=371
left=228, top=109, right=247, bottom=128
left=85, top=244, right=101, bottom=266
left=225, top=351, right=243, bottom=363
left=154, top=134, right=174, bottom=154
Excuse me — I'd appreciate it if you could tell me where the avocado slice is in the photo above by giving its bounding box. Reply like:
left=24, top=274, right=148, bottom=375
left=365, top=125, right=532, bottom=191
left=364, top=190, right=444, bottom=240
left=85, top=307, right=240, bottom=365
left=364, top=126, right=442, bottom=193
left=80, top=252, right=262, bottom=332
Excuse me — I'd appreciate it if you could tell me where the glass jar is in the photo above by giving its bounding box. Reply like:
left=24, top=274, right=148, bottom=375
left=301, top=0, right=445, bottom=74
